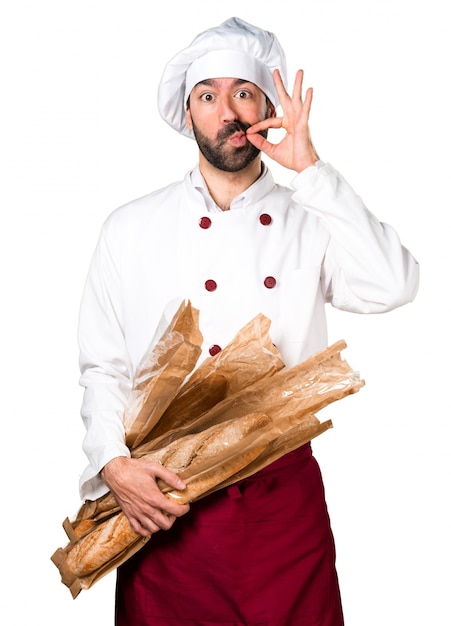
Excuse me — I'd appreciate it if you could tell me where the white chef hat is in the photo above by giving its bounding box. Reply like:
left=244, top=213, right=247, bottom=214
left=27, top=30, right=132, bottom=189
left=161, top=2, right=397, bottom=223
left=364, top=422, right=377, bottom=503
left=158, top=17, right=288, bottom=138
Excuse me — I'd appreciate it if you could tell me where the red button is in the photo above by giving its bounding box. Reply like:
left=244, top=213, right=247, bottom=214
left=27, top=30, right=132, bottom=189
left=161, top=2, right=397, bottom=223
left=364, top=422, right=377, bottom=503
left=209, top=344, right=222, bottom=356
left=259, top=213, right=272, bottom=225
left=199, top=216, right=212, bottom=229
left=205, top=279, right=217, bottom=292
left=264, top=276, right=277, bottom=289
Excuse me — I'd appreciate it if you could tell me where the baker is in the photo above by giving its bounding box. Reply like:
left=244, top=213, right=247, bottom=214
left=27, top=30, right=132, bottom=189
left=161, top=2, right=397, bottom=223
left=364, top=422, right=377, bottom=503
left=77, top=16, right=419, bottom=625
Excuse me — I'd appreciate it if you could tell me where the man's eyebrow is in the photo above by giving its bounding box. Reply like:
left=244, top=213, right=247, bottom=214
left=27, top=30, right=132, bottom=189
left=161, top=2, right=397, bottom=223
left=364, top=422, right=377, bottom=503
left=194, top=78, right=253, bottom=89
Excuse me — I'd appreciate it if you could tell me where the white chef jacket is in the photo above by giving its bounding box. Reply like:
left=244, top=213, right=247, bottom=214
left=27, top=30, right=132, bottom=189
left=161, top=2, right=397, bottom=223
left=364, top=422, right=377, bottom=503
left=78, top=161, right=419, bottom=500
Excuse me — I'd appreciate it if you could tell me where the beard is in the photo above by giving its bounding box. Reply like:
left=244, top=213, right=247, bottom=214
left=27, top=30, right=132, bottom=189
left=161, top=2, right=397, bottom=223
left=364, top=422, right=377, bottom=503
left=191, top=119, right=268, bottom=173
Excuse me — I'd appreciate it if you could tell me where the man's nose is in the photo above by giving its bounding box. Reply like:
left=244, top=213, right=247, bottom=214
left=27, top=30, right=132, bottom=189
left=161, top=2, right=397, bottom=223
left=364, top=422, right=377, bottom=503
left=218, top=97, right=238, bottom=123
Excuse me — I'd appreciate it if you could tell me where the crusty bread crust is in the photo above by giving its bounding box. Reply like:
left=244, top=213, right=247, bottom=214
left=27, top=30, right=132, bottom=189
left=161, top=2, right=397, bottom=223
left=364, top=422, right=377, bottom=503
left=66, top=513, right=139, bottom=578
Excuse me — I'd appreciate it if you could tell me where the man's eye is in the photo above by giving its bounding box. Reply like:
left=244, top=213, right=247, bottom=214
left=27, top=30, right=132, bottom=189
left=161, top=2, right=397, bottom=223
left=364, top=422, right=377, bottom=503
left=236, top=90, right=250, bottom=99
left=200, top=93, right=214, bottom=102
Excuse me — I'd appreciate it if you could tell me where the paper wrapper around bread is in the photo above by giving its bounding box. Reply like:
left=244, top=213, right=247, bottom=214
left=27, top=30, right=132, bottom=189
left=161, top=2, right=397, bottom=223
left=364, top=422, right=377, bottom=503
left=123, top=300, right=203, bottom=449
left=51, top=300, right=364, bottom=598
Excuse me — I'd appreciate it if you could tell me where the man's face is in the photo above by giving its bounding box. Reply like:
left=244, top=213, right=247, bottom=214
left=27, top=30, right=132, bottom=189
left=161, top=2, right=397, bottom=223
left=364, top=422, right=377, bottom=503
left=186, top=78, right=275, bottom=172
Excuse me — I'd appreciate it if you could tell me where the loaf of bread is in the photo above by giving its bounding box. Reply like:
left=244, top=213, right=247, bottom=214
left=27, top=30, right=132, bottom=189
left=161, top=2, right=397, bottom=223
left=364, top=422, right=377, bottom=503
left=165, top=443, right=267, bottom=504
left=142, top=411, right=271, bottom=471
left=66, top=512, right=140, bottom=578
left=164, top=341, right=361, bottom=438
left=153, top=412, right=272, bottom=503
left=62, top=411, right=271, bottom=579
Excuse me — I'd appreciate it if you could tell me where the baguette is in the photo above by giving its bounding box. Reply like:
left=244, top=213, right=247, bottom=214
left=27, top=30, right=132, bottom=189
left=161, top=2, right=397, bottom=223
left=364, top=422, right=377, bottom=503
left=64, top=412, right=271, bottom=579
left=144, top=411, right=271, bottom=473
left=165, top=443, right=267, bottom=504
left=66, top=513, right=140, bottom=578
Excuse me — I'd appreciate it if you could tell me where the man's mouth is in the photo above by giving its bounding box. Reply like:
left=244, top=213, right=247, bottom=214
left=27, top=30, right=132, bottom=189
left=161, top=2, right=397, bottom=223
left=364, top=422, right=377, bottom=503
left=227, top=132, right=248, bottom=147
left=218, top=121, right=251, bottom=145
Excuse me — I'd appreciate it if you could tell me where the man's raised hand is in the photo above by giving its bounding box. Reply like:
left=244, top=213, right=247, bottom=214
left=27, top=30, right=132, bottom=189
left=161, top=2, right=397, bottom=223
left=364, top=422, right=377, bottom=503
left=246, top=69, right=320, bottom=173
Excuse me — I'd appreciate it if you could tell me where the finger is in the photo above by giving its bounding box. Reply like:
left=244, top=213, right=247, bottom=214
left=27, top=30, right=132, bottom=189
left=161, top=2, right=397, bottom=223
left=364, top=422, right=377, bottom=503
left=145, top=459, right=186, bottom=491
left=246, top=131, right=282, bottom=162
left=246, top=117, right=283, bottom=135
left=157, top=511, right=177, bottom=529
left=163, top=497, right=190, bottom=517
left=141, top=517, right=161, bottom=534
left=149, top=484, right=190, bottom=517
left=272, top=68, right=290, bottom=106
left=292, top=69, right=304, bottom=105
left=143, top=509, right=178, bottom=533
left=129, top=515, right=153, bottom=537
left=130, top=509, right=168, bottom=535
left=245, top=131, right=273, bottom=153
left=302, top=87, right=314, bottom=120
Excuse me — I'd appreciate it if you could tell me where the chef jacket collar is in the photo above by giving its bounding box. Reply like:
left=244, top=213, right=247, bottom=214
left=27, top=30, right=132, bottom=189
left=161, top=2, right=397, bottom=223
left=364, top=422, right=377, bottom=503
left=189, top=162, right=275, bottom=213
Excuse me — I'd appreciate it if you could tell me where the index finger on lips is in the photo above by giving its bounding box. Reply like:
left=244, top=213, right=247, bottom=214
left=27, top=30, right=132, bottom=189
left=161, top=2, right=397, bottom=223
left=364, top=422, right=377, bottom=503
left=246, top=116, right=282, bottom=135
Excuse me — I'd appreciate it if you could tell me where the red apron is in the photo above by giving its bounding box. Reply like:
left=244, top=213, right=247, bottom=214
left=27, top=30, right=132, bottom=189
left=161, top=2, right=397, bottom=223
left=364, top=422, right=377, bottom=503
left=116, top=444, right=344, bottom=625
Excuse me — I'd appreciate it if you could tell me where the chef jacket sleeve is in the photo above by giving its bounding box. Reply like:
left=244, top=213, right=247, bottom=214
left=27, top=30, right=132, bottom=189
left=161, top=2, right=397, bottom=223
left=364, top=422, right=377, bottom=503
left=77, top=216, right=133, bottom=501
left=291, top=163, right=419, bottom=313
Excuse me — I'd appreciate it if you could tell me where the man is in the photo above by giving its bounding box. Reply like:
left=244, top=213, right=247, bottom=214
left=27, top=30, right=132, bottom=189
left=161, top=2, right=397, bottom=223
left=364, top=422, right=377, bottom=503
left=78, top=17, right=419, bottom=625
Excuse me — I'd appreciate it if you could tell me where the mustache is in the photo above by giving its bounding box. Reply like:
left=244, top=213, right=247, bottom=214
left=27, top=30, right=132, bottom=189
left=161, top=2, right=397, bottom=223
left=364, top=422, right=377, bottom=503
left=217, top=121, right=251, bottom=142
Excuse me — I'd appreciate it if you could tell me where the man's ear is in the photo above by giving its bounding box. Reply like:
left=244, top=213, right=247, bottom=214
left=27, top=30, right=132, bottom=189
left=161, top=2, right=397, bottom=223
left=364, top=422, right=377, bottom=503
left=268, top=101, right=277, bottom=118
left=186, top=107, right=193, bottom=131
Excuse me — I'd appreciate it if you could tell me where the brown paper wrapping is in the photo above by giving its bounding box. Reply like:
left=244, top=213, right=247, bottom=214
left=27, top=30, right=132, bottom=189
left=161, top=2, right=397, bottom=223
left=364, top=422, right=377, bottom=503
left=133, top=313, right=284, bottom=448
left=124, top=300, right=202, bottom=448
left=51, top=301, right=364, bottom=598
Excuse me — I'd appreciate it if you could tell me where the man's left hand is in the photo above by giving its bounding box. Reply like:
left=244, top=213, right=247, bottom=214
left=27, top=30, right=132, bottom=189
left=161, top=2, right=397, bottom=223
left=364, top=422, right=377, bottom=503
left=246, top=69, right=320, bottom=173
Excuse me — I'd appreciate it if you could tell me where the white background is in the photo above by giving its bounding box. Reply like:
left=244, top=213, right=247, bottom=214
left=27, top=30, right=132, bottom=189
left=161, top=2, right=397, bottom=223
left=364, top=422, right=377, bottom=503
left=1, top=0, right=449, bottom=624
